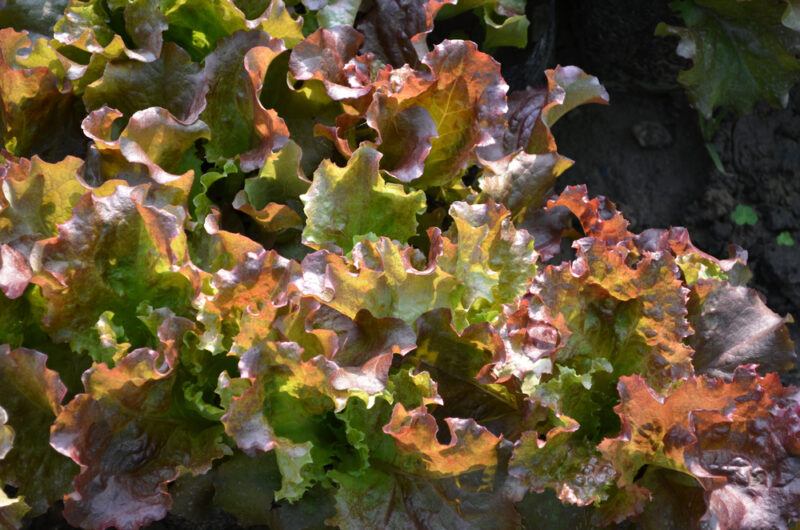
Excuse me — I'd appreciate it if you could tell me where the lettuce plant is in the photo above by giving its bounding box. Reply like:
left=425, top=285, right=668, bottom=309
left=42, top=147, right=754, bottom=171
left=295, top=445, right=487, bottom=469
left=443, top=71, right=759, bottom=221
left=658, top=0, right=800, bottom=117
left=0, top=1, right=798, bottom=529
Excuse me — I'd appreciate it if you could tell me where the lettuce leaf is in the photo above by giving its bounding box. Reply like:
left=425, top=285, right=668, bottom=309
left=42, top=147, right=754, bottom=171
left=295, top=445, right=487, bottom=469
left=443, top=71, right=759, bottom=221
left=0, top=29, right=84, bottom=160
left=356, top=0, right=456, bottom=67
left=300, top=145, right=426, bottom=252
left=51, top=347, right=227, bottom=530
left=300, top=199, right=535, bottom=329
left=658, top=0, right=800, bottom=117
left=32, top=184, right=198, bottom=358
left=368, top=40, right=508, bottom=187
left=0, top=346, right=76, bottom=515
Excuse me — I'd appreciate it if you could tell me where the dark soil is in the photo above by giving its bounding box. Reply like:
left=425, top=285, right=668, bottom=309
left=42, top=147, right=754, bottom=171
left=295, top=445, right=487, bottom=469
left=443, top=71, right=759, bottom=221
left=552, top=0, right=800, bottom=350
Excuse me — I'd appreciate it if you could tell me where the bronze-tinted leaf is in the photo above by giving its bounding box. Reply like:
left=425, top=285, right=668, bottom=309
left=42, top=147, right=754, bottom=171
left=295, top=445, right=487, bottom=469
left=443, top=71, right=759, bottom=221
left=0, top=29, right=84, bottom=160
left=688, top=281, right=796, bottom=376
left=51, top=348, right=226, bottom=530
left=356, top=0, right=456, bottom=67
left=367, top=40, right=508, bottom=187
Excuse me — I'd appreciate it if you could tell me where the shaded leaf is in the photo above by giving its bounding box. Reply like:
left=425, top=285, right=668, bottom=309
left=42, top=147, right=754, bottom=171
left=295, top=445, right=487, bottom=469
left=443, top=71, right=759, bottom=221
left=211, top=452, right=281, bottom=526
left=0, top=28, right=84, bottom=160
left=260, top=51, right=344, bottom=175
left=235, top=139, right=309, bottom=234
left=483, top=10, right=529, bottom=50
left=51, top=348, right=227, bottom=530
left=478, top=151, right=573, bottom=220
left=355, top=0, right=456, bottom=67
left=658, top=0, right=800, bottom=117
left=0, top=0, right=69, bottom=35
left=83, top=42, right=206, bottom=120
left=200, top=29, right=289, bottom=170
left=501, top=66, right=609, bottom=157
left=689, top=281, right=796, bottom=376
left=329, top=464, right=519, bottom=529
left=0, top=346, right=76, bottom=515
left=411, top=308, right=529, bottom=436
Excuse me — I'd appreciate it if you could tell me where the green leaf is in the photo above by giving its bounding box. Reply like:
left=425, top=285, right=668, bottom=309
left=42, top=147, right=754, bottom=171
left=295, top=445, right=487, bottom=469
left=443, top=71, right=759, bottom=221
left=219, top=341, right=353, bottom=500
left=300, top=235, right=461, bottom=325
left=301, top=146, right=427, bottom=252
left=483, top=10, right=529, bottom=50
left=508, top=420, right=616, bottom=508
left=777, top=230, right=796, bottom=246
left=0, top=488, right=30, bottom=530
left=234, top=140, right=309, bottom=235
left=244, top=139, right=309, bottom=207
left=657, top=0, right=800, bottom=117
left=0, top=346, right=77, bottom=516
left=256, top=0, right=305, bottom=48
left=731, top=204, right=758, bottom=225
left=33, top=184, right=197, bottom=357
left=300, top=199, right=535, bottom=328
left=82, top=106, right=209, bottom=201
left=200, top=30, right=288, bottom=170
left=441, top=200, right=537, bottom=327
left=0, top=155, right=86, bottom=245
left=313, top=0, right=362, bottom=28
left=161, top=0, right=302, bottom=59
left=53, top=0, right=166, bottom=62
left=191, top=160, right=239, bottom=223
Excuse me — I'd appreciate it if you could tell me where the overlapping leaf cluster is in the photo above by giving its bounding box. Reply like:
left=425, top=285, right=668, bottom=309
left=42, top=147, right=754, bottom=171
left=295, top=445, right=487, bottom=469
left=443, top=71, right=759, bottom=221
left=0, top=1, right=798, bottom=529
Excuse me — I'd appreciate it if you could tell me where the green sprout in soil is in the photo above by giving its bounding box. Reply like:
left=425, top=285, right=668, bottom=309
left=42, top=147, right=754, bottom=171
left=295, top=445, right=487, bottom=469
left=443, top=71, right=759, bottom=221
left=732, top=204, right=759, bottom=226
left=777, top=231, right=796, bottom=246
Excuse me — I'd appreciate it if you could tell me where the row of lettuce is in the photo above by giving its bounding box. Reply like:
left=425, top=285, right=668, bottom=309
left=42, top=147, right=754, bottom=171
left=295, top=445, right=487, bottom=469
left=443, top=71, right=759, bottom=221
left=0, top=0, right=799, bottom=528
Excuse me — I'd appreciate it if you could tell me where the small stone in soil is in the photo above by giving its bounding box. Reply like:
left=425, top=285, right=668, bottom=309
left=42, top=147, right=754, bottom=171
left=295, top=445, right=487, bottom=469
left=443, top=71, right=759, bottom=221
left=632, top=121, right=673, bottom=149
